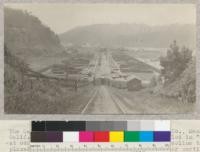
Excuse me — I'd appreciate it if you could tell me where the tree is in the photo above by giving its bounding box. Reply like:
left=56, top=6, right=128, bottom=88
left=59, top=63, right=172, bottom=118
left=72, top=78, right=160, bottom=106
left=160, top=41, right=192, bottom=84
left=179, top=59, right=196, bottom=102
left=149, top=76, right=157, bottom=87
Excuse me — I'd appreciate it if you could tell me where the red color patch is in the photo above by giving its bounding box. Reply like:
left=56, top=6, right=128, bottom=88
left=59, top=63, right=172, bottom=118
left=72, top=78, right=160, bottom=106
left=94, top=131, right=109, bottom=142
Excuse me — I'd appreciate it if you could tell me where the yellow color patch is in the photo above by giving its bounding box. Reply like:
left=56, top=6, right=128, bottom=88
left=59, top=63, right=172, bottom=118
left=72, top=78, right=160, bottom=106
left=109, top=131, right=124, bottom=142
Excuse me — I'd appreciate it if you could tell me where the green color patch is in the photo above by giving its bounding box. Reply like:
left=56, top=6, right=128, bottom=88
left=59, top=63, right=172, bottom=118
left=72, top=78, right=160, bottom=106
left=124, top=131, right=140, bottom=142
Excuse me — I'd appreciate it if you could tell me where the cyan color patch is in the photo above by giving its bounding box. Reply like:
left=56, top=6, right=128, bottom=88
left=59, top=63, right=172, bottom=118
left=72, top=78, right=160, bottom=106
left=139, top=131, right=153, bottom=142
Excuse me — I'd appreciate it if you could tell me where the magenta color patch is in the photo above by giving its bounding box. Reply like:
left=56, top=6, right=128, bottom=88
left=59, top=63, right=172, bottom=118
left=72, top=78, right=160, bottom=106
left=79, top=131, right=94, bottom=142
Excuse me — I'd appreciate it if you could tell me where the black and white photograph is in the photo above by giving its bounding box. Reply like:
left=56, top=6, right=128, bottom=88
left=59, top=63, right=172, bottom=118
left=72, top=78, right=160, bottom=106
left=4, top=3, right=196, bottom=114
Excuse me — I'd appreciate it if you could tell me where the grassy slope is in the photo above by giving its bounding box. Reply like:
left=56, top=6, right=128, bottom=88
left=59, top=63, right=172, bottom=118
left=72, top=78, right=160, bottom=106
left=110, top=87, right=195, bottom=114
left=4, top=50, right=93, bottom=114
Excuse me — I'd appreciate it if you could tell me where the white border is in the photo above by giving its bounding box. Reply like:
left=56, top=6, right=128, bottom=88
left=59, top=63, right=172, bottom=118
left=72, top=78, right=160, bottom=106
left=0, top=0, right=199, bottom=120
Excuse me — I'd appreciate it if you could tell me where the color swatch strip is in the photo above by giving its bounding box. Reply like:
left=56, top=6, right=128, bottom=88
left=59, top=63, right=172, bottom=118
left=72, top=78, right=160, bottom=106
left=32, top=120, right=170, bottom=131
left=31, top=131, right=171, bottom=142
left=31, top=121, right=171, bottom=143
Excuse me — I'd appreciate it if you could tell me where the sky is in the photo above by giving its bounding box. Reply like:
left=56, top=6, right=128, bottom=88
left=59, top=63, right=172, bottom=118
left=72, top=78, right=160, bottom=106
left=5, top=3, right=196, bottom=34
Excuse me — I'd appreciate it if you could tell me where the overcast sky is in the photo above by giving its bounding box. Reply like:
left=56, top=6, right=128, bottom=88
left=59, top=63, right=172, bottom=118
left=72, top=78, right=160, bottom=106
left=5, top=3, right=196, bottom=34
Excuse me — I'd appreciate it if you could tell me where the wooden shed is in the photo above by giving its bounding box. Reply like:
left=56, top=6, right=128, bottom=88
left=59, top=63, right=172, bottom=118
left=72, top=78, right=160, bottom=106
left=127, top=76, right=142, bottom=91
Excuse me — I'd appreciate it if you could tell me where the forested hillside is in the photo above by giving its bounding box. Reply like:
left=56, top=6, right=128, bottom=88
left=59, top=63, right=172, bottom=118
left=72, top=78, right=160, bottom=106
left=60, top=23, right=195, bottom=48
left=4, top=8, right=65, bottom=58
left=4, top=8, right=92, bottom=114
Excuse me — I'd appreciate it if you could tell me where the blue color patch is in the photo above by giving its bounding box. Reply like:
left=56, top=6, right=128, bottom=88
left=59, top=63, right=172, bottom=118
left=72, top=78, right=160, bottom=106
left=139, top=131, right=153, bottom=142
left=154, top=131, right=171, bottom=142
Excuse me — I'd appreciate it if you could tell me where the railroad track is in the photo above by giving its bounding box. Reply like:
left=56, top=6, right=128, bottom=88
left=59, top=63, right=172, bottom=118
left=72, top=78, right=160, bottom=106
left=81, top=88, right=98, bottom=114
left=81, top=86, right=126, bottom=114
left=109, top=90, right=126, bottom=114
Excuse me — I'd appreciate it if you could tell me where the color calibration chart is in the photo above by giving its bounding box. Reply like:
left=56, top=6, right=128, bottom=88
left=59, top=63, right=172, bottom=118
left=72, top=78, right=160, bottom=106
left=31, top=121, right=171, bottom=143
left=30, top=120, right=171, bottom=152
left=1, top=120, right=200, bottom=152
